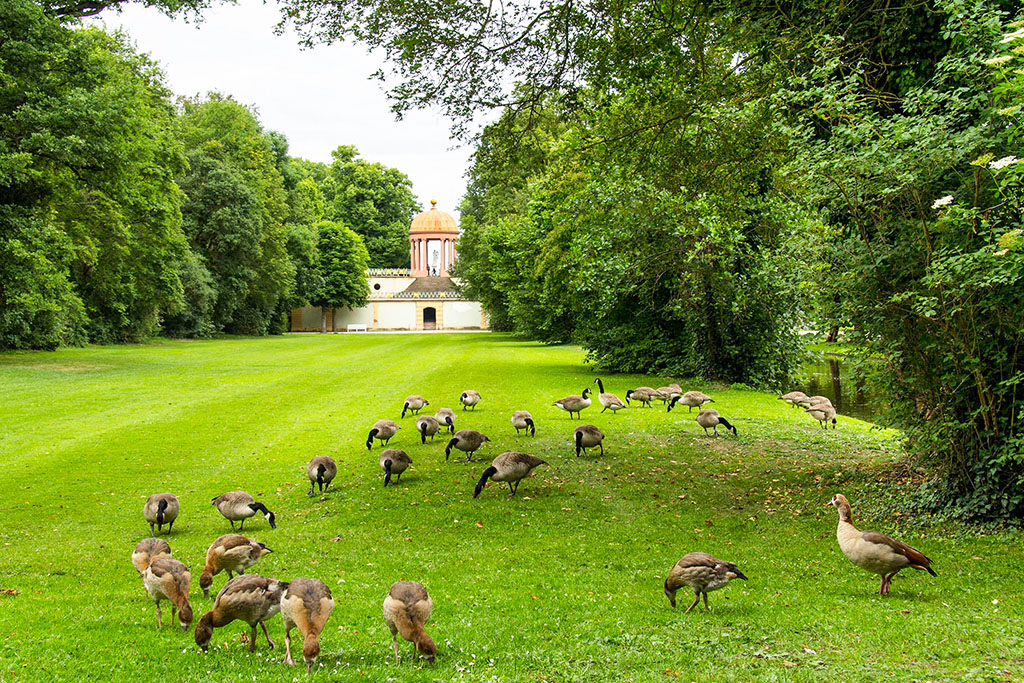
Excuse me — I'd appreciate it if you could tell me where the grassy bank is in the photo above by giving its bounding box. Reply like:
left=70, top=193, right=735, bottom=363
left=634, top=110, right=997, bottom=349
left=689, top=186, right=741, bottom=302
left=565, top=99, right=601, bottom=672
left=0, top=334, right=1020, bottom=681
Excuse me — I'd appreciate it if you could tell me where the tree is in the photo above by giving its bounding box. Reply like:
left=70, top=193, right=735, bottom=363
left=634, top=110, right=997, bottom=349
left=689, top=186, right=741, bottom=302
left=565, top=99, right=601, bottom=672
left=310, top=221, right=369, bottom=332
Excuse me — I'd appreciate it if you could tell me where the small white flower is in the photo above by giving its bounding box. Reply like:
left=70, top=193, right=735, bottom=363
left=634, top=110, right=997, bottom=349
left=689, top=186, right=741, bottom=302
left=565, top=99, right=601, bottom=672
left=984, top=55, right=1013, bottom=66
left=931, top=195, right=954, bottom=209
left=989, top=155, right=1019, bottom=170
left=1002, top=28, right=1024, bottom=43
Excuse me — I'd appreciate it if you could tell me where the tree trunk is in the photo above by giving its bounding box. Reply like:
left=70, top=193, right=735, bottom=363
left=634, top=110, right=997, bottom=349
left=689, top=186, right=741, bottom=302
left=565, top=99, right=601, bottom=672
left=320, top=308, right=327, bottom=334
left=330, top=308, right=336, bottom=333
left=826, top=325, right=839, bottom=343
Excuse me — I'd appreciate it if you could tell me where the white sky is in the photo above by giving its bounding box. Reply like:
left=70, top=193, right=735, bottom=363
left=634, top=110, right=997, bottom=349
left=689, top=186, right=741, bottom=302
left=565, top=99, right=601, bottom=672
left=91, top=1, right=474, bottom=219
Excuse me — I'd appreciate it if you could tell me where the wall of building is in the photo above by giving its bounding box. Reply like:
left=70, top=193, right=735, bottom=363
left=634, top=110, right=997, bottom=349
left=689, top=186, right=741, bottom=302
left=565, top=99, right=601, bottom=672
left=443, top=301, right=487, bottom=329
left=369, top=276, right=415, bottom=296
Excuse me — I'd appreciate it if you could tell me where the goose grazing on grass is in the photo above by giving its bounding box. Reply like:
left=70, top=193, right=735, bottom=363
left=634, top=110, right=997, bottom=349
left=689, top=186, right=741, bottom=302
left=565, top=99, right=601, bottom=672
left=212, top=491, right=276, bottom=531
left=382, top=581, right=436, bottom=664
left=625, top=387, right=662, bottom=408
left=132, top=537, right=172, bottom=576
left=797, top=394, right=832, bottom=408
left=306, top=456, right=337, bottom=496
left=143, top=558, right=193, bottom=631
left=380, top=449, right=412, bottom=486
left=664, top=552, right=748, bottom=613
left=593, top=378, right=627, bottom=413
left=473, top=452, right=547, bottom=498
left=554, top=388, right=591, bottom=419
left=827, top=493, right=937, bottom=595
left=806, top=403, right=837, bottom=429
left=367, top=419, right=400, bottom=449
left=574, top=424, right=605, bottom=456
left=778, top=391, right=809, bottom=407
left=416, top=415, right=440, bottom=444
left=401, top=395, right=429, bottom=418
left=199, top=534, right=272, bottom=598
left=460, top=390, right=481, bottom=411
left=143, top=493, right=179, bottom=537
left=667, top=391, right=714, bottom=413
left=511, top=410, right=536, bottom=437
left=695, top=409, right=737, bottom=437
left=195, top=574, right=288, bottom=653
left=280, top=578, right=334, bottom=672
left=445, top=429, right=490, bottom=462
left=435, top=408, right=456, bottom=434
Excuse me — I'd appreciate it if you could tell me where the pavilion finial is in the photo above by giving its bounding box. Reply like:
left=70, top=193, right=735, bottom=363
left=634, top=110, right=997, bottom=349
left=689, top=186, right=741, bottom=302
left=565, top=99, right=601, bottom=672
left=431, top=199, right=437, bottom=208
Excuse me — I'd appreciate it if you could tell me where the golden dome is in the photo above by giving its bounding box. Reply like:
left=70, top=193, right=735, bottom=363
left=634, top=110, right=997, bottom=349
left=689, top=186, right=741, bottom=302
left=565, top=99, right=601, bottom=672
left=410, top=200, right=459, bottom=235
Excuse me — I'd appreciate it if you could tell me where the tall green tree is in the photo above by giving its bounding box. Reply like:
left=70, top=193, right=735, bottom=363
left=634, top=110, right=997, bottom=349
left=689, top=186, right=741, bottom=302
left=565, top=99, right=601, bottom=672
left=310, top=221, right=369, bottom=332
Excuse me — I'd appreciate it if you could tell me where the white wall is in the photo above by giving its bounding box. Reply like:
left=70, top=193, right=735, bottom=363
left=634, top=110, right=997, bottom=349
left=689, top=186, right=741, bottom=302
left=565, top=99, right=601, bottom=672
left=443, top=301, right=484, bottom=329
left=378, top=302, right=417, bottom=330
left=369, top=276, right=415, bottom=296
left=332, top=305, right=374, bottom=329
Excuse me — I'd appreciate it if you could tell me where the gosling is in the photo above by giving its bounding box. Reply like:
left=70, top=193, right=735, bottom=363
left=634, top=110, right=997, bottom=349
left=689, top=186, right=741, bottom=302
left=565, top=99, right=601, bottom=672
left=281, top=577, right=335, bottom=672
left=383, top=581, right=436, bottom=664
left=664, top=552, right=748, bottom=613
left=143, top=558, right=193, bottom=632
left=195, top=574, right=288, bottom=652
left=199, top=534, right=272, bottom=598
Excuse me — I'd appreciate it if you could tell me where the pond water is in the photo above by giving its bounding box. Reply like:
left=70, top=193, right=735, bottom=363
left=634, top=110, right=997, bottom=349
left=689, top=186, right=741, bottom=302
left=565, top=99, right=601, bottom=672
left=787, top=355, right=887, bottom=423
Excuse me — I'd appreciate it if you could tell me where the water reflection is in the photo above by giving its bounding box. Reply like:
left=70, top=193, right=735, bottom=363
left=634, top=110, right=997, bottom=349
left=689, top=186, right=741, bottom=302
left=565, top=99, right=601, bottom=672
left=788, top=355, right=885, bottom=423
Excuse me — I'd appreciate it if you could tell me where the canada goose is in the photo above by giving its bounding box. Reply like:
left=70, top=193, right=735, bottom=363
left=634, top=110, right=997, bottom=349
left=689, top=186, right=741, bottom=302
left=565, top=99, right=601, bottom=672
left=212, top=491, right=276, bottom=531
left=474, top=451, right=547, bottom=498
left=667, top=391, right=714, bottom=413
left=658, top=383, right=684, bottom=399
left=435, top=408, right=456, bottom=434
left=367, top=419, right=400, bottom=449
left=664, top=552, right=748, bottom=613
left=143, top=558, right=193, bottom=631
left=624, top=387, right=662, bottom=408
left=195, top=574, right=288, bottom=653
left=380, top=449, right=412, bottom=486
left=695, top=409, right=737, bottom=437
left=132, top=537, right=172, bottom=576
left=281, top=578, right=335, bottom=672
left=143, top=493, right=179, bottom=537
left=460, top=390, right=481, bottom=411
left=806, top=403, right=837, bottom=429
left=416, top=415, right=440, bottom=444
left=401, top=395, right=429, bottom=418
left=382, top=581, right=436, bottom=664
left=778, top=391, right=809, bottom=407
left=554, top=388, right=591, bottom=419
left=593, top=378, right=627, bottom=413
left=827, top=494, right=936, bottom=595
left=574, top=425, right=605, bottom=457
left=511, top=410, right=536, bottom=437
left=306, top=456, right=337, bottom=496
left=445, top=429, right=490, bottom=462
left=199, top=534, right=273, bottom=598
left=797, top=394, right=832, bottom=408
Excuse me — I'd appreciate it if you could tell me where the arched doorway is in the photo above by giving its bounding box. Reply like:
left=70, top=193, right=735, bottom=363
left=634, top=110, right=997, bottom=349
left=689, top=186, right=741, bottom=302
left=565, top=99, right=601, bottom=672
left=423, top=306, right=437, bottom=330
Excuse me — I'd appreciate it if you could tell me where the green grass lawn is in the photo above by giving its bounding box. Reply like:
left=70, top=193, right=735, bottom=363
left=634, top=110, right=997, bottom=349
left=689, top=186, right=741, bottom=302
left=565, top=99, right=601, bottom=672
left=0, top=333, right=1020, bottom=682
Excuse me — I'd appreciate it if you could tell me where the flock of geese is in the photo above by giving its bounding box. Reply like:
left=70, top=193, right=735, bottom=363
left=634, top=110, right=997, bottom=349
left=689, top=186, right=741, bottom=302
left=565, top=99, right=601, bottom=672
left=132, top=377, right=936, bottom=671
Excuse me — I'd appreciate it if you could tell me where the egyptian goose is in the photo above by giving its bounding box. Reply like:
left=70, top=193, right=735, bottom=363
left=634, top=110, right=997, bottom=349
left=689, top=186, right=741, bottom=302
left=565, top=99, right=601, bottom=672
left=664, top=552, right=748, bottom=613
left=667, top=391, right=714, bottom=413
left=307, top=456, right=337, bottom=496
left=401, top=395, right=429, bottom=418
left=416, top=415, right=440, bottom=443
left=199, top=534, right=272, bottom=598
left=143, top=558, right=193, bottom=631
left=367, top=419, right=400, bottom=449
left=380, top=449, right=412, bottom=486
left=573, top=425, right=605, bottom=456
left=195, top=574, right=288, bottom=652
left=554, top=388, right=591, bottom=419
left=382, top=581, right=436, bottom=664
left=806, top=403, right=837, bottom=429
left=695, top=409, right=737, bottom=437
left=212, top=491, right=276, bottom=531
left=434, top=408, right=456, bottom=434
left=143, top=493, right=179, bottom=536
left=827, top=494, right=936, bottom=595
left=511, top=410, right=536, bottom=437
left=281, top=578, right=335, bottom=672
left=132, top=537, right=172, bottom=576
left=444, top=429, right=490, bottom=462
left=593, top=378, right=627, bottom=413
left=473, top=452, right=547, bottom=498
left=460, top=390, right=481, bottom=411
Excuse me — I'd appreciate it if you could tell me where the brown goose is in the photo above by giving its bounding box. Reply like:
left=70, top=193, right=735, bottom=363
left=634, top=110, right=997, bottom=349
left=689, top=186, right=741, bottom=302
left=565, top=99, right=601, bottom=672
left=625, top=387, right=663, bottom=408
left=380, top=449, right=412, bottom=486
left=401, top=395, right=429, bottom=418
left=797, top=394, right=832, bottom=408
left=367, top=419, right=400, bottom=449
left=416, top=415, right=440, bottom=444
left=593, top=378, right=627, bottom=413
left=460, top=390, right=481, bottom=411
left=199, top=534, right=272, bottom=598
left=695, top=409, right=737, bottom=437
left=143, top=493, right=179, bottom=536
left=573, top=424, right=605, bottom=457
left=195, top=574, right=288, bottom=652
left=445, top=429, right=490, bottom=462
left=778, top=391, right=809, bottom=407
left=664, top=552, right=748, bottom=613
left=827, top=494, right=936, bottom=595
left=667, top=391, right=714, bottom=413
left=434, top=408, right=456, bottom=434
left=143, top=558, right=193, bottom=631
left=307, top=456, right=337, bottom=496
left=806, top=403, right=837, bottom=429
left=554, top=388, right=591, bottom=419
left=382, top=581, right=436, bottom=664
left=281, top=578, right=335, bottom=672
left=212, top=491, right=276, bottom=531
left=473, top=452, right=547, bottom=498
left=511, top=410, right=536, bottom=437
left=132, top=537, right=172, bottom=576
